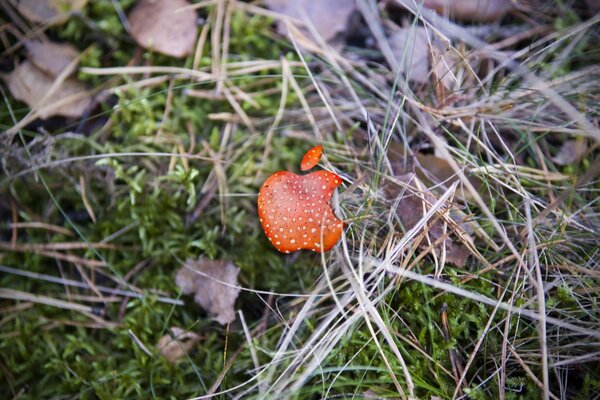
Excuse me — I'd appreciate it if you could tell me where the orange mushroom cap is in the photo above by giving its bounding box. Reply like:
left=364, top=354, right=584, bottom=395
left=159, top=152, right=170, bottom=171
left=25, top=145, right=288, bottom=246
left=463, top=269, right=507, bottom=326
left=300, top=144, right=323, bottom=171
left=258, top=170, right=343, bottom=253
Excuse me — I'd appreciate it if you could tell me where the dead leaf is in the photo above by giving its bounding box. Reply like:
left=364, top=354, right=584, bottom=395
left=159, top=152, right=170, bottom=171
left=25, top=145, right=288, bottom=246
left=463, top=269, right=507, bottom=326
left=5, top=61, right=91, bottom=119
left=264, top=0, right=357, bottom=46
left=386, top=173, right=471, bottom=267
left=421, top=0, right=513, bottom=22
left=156, top=327, right=200, bottom=363
left=128, top=0, right=198, bottom=58
left=430, top=46, right=458, bottom=105
left=416, top=153, right=482, bottom=202
left=388, top=27, right=431, bottom=83
left=25, top=40, right=80, bottom=78
left=552, top=139, right=588, bottom=166
left=586, top=0, right=600, bottom=15
left=16, top=0, right=88, bottom=24
left=175, top=258, right=241, bottom=325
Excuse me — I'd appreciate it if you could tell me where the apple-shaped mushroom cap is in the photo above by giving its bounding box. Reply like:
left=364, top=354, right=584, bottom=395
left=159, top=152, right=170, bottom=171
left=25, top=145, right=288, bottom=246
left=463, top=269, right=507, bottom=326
left=258, top=170, right=343, bottom=253
left=301, top=144, right=323, bottom=171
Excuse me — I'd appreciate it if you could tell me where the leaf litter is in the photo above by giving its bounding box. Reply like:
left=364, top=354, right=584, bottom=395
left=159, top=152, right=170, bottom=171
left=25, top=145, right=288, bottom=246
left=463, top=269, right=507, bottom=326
left=16, top=0, right=88, bottom=24
left=396, top=0, right=513, bottom=22
left=388, top=27, right=432, bottom=83
left=156, top=327, right=201, bottom=363
left=128, top=0, right=198, bottom=58
left=25, top=40, right=80, bottom=78
left=175, top=258, right=241, bottom=325
left=5, top=60, right=91, bottom=119
left=386, top=144, right=474, bottom=267
left=552, top=139, right=589, bottom=166
left=263, top=0, right=357, bottom=47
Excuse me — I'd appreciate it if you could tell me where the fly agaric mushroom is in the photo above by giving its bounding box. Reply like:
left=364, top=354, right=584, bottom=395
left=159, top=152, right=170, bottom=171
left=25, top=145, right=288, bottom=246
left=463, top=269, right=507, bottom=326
left=258, top=146, right=343, bottom=253
left=301, top=144, right=323, bottom=171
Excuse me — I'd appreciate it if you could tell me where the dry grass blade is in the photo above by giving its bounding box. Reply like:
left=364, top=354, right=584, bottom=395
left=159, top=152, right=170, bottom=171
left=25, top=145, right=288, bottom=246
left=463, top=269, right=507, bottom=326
left=0, top=287, right=93, bottom=313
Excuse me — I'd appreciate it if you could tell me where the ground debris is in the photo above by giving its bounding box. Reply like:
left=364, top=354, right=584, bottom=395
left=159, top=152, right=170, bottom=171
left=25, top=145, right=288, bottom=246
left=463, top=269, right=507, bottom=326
left=16, top=0, right=88, bottom=24
left=175, top=258, right=241, bottom=325
left=415, top=152, right=482, bottom=202
left=156, top=327, right=201, bottom=363
left=385, top=145, right=473, bottom=268
left=388, top=27, right=432, bottom=83
left=264, top=0, right=357, bottom=46
left=552, top=139, right=588, bottom=166
left=389, top=173, right=471, bottom=266
left=4, top=60, right=91, bottom=119
left=412, top=0, right=513, bottom=22
left=128, top=0, right=198, bottom=58
left=25, top=40, right=80, bottom=78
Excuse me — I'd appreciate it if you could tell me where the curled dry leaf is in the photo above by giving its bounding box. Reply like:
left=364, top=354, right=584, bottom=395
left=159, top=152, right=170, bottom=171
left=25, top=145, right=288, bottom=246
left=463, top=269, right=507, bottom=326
left=387, top=173, right=472, bottom=267
left=5, top=61, right=91, bottom=119
left=128, top=0, right=198, bottom=58
left=175, top=258, right=241, bottom=325
left=389, top=27, right=432, bottom=83
left=16, top=0, right=88, bottom=24
left=156, top=327, right=200, bottom=363
left=25, top=40, right=79, bottom=78
left=263, top=0, right=357, bottom=46
left=421, top=0, right=513, bottom=22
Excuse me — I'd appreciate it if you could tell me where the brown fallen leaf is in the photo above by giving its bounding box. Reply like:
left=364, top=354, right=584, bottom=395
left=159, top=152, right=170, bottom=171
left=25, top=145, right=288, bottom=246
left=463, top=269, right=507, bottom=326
left=386, top=173, right=472, bottom=267
left=430, top=46, right=458, bottom=105
left=388, top=27, right=432, bottom=83
left=156, top=327, right=200, bottom=363
left=586, top=0, right=600, bottom=15
left=421, top=0, right=513, bottom=22
left=175, top=258, right=241, bottom=325
left=25, top=40, right=80, bottom=78
left=5, top=61, right=91, bottom=119
left=128, top=0, right=198, bottom=58
left=263, top=0, right=357, bottom=46
left=552, top=139, right=588, bottom=166
left=415, top=152, right=482, bottom=202
left=16, top=0, right=88, bottom=24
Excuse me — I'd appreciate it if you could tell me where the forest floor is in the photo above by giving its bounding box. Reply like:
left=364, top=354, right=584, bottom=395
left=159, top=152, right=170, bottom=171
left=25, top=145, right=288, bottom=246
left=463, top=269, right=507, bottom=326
left=1, top=0, right=600, bottom=399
